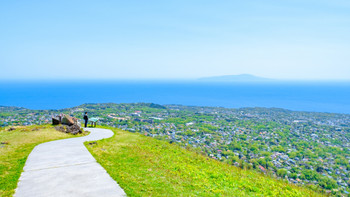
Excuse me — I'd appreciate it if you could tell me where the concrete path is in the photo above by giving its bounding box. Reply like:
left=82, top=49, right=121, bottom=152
left=15, top=128, right=126, bottom=197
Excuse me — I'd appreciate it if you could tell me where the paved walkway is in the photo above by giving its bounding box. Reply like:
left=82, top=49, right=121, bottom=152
left=15, top=128, right=126, bottom=197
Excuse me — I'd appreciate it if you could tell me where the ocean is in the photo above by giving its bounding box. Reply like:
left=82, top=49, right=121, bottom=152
left=0, top=80, right=349, bottom=114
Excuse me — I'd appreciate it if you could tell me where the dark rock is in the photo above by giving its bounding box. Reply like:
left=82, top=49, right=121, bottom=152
left=55, top=125, right=67, bottom=133
left=55, top=125, right=82, bottom=135
left=52, top=117, right=60, bottom=125
left=66, top=124, right=82, bottom=135
left=0, top=142, right=8, bottom=148
left=8, top=127, right=16, bottom=131
left=88, top=142, right=97, bottom=146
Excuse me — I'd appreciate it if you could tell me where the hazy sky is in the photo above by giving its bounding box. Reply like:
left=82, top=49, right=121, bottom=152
left=1, top=0, right=350, bottom=80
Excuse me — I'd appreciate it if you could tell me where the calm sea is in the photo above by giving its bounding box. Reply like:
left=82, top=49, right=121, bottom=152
left=0, top=80, right=349, bottom=114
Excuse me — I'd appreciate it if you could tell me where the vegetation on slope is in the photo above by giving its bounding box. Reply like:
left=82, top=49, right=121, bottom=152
left=0, top=125, right=86, bottom=197
left=86, top=126, right=323, bottom=196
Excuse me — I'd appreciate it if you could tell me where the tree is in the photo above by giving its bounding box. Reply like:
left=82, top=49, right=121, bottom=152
left=277, top=169, right=288, bottom=178
left=257, top=158, right=267, bottom=168
left=316, top=166, right=324, bottom=173
left=301, top=169, right=318, bottom=181
left=288, top=152, right=297, bottom=159
left=318, top=177, right=337, bottom=190
left=289, top=173, right=297, bottom=179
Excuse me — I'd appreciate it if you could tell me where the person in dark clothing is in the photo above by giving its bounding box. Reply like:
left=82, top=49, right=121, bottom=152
left=83, top=112, right=88, bottom=128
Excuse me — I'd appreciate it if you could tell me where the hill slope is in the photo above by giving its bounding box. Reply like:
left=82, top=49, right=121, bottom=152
left=85, top=127, right=322, bottom=196
left=0, top=125, right=84, bottom=197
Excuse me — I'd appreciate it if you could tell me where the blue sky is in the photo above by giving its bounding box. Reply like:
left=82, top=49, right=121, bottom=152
left=1, top=0, right=350, bottom=80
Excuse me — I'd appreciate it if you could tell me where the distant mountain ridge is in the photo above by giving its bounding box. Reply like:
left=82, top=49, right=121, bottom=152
left=198, top=74, right=273, bottom=82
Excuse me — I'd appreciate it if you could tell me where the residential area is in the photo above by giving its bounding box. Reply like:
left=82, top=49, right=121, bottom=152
left=1, top=103, right=350, bottom=195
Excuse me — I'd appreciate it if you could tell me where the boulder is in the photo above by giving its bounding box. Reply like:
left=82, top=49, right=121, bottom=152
left=66, top=124, right=82, bottom=135
left=55, top=125, right=66, bottom=133
left=62, top=114, right=75, bottom=126
left=52, top=117, right=60, bottom=125
left=55, top=125, right=82, bottom=135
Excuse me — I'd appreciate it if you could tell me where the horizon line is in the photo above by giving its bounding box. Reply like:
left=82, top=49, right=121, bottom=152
left=0, top=78, right=350, bottom=83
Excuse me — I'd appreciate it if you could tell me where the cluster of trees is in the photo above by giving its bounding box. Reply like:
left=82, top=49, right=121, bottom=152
left=2, top=103, right=350, bottom=194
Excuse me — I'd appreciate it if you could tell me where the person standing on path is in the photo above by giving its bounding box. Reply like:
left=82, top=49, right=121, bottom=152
left=83, top=112, right=88, bottom=128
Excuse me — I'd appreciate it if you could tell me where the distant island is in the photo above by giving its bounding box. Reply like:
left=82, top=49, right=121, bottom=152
left=198, top=74, right=273, bottom=82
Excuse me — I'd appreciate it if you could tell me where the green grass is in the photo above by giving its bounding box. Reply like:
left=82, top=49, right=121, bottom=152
left=0, top=125, right=87, bottom=197
left=86, top=126, right=324, bottom=197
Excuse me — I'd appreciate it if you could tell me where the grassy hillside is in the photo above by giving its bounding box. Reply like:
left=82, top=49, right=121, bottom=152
left=0, top=125, right=86, bottom=197
left=86, top=127, right=324, bottom=197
